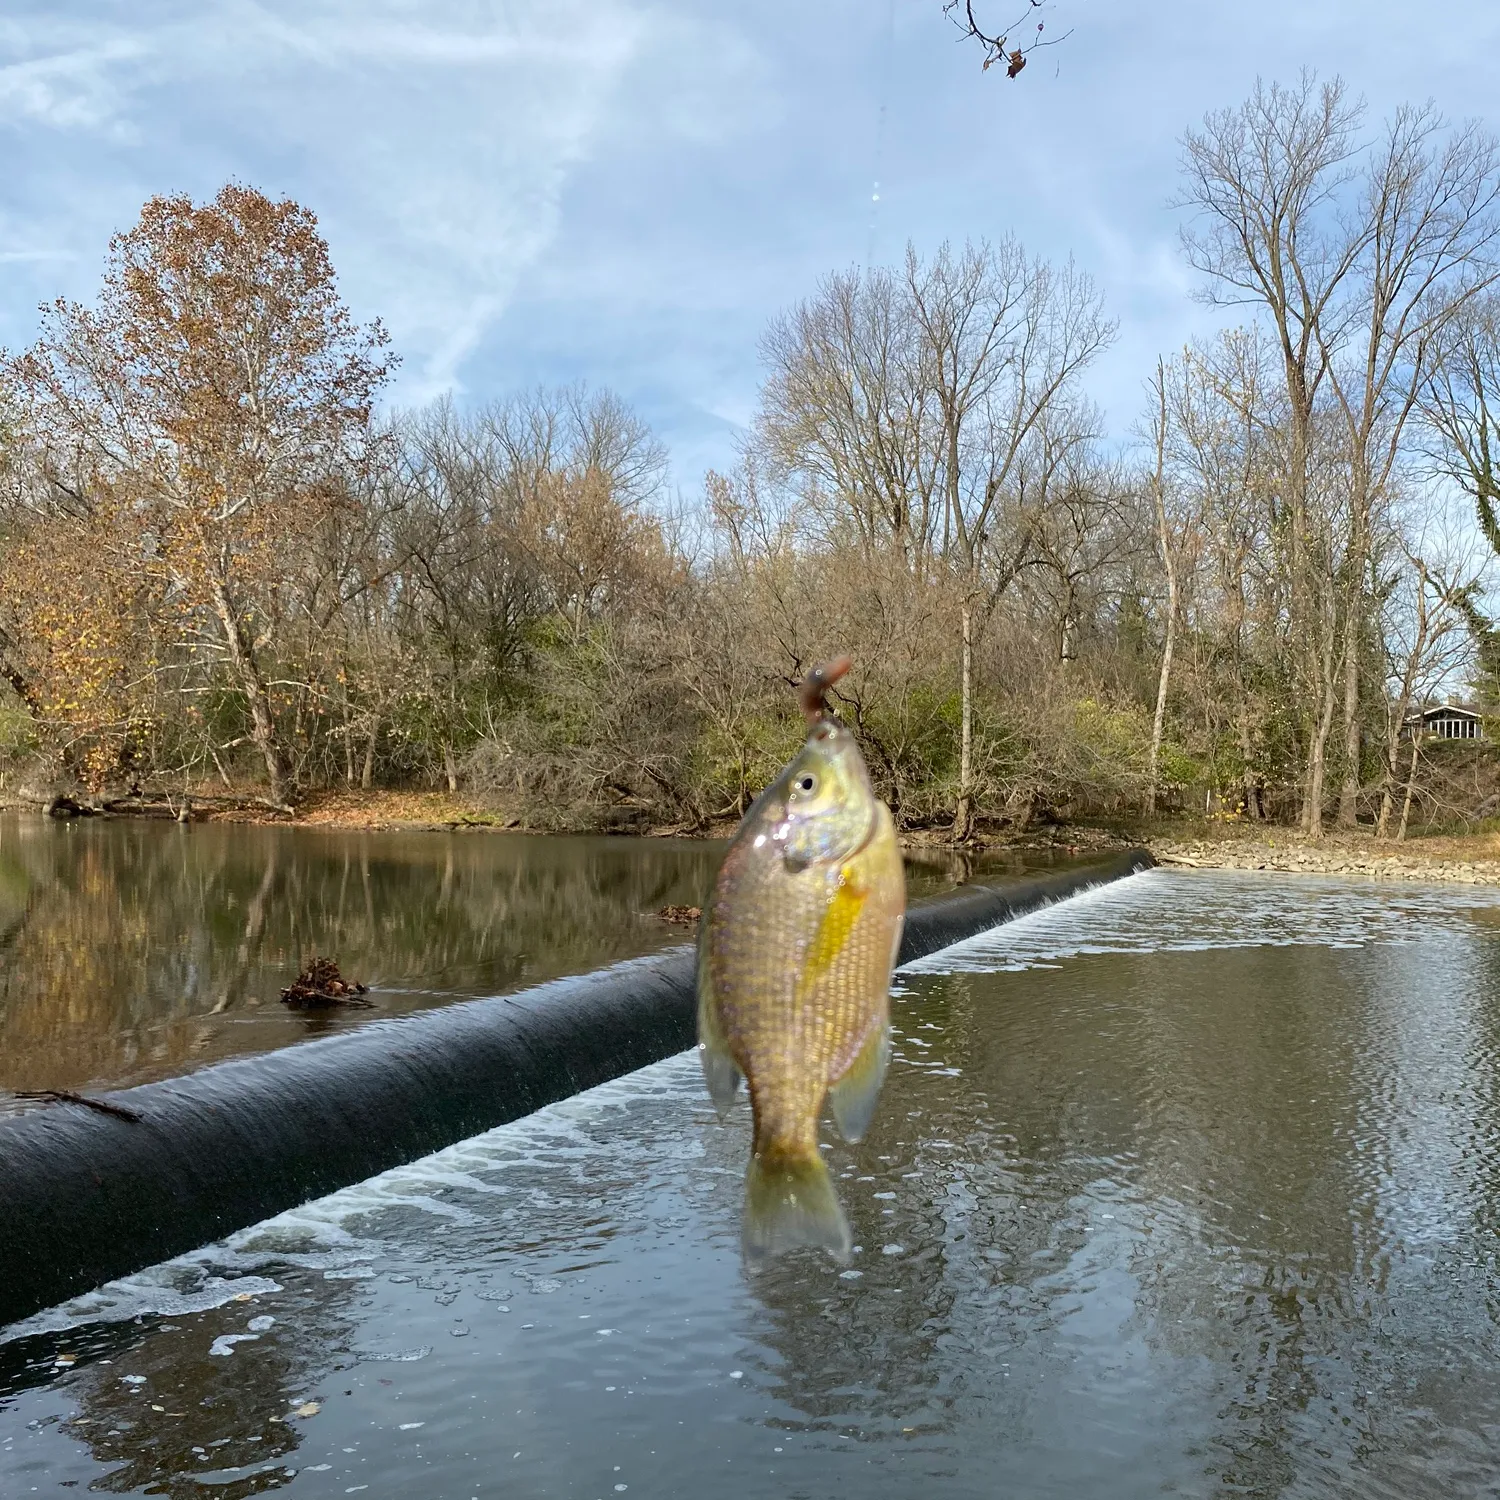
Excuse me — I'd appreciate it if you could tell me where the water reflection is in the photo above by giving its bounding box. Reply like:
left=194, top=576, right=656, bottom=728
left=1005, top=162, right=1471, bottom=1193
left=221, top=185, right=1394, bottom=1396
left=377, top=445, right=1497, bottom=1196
left=4, top=1275, right=364, bottom=1497
left=11, top=872, right=1500, bottom=1496
left=0, top=816, right=731, bottom=1105
left=0, top=816, right=1035, bottom=1109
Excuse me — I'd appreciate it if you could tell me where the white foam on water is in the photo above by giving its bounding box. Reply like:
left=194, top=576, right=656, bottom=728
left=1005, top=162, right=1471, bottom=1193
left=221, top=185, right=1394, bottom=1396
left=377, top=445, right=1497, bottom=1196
left=208, top=1333, right=260, bottom=1356
left=903, top=869, right=1500, bottom=976
left=3, top=1273, right=285, bottom=1345
left=2, top=1052, right=705, bottom=1342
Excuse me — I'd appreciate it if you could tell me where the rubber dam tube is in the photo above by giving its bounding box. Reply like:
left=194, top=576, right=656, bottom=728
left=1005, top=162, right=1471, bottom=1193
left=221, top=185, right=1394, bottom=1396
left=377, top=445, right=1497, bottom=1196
left=0, top=846, right=1153, bottom=1328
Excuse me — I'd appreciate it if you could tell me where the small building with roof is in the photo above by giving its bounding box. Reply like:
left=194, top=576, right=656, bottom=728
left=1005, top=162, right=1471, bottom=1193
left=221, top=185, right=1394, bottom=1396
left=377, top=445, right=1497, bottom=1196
left=1402, top=703, right=1485, bottom=741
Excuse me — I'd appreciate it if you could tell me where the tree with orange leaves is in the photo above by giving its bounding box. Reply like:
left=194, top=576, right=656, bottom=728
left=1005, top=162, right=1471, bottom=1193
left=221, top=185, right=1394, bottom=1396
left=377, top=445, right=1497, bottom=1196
left=5, top=183, right=392, bottom=807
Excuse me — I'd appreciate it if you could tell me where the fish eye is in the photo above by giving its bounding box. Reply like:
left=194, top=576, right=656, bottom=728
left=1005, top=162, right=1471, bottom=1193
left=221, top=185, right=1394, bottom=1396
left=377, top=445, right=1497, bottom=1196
left=794, top=772, right=818, bottom=796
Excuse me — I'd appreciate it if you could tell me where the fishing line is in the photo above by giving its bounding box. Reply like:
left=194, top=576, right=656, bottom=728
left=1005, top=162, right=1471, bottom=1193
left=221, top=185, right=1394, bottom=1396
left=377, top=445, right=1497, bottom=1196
left=865, top=0, right=898, bottom=269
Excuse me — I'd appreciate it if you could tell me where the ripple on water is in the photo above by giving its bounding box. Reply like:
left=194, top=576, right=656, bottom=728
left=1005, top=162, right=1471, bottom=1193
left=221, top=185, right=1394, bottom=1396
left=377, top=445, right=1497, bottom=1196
left=6, top=871, right=1500, bottom=1499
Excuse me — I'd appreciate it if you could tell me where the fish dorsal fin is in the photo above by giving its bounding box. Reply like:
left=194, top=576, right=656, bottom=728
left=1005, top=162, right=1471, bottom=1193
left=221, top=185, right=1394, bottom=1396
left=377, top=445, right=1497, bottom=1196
left=829, top=1020, right=890, bottom=1144
left=696, top=943, right=742, bottom=1118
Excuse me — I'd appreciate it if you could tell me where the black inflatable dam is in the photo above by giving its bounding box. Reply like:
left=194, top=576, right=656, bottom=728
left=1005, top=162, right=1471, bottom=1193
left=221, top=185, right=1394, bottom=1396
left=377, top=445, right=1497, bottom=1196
left=0, top=847, right=1154, bottom=1328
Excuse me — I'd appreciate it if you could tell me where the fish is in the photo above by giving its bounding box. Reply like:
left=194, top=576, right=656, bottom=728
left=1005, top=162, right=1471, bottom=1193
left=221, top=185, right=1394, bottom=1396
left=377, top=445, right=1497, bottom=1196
left=697, top=657, right=906, bottom=1266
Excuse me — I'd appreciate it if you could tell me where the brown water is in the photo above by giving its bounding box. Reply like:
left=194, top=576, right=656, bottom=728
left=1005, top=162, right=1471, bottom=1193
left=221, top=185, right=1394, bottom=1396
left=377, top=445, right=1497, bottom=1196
left=6, top=869, right=1500, bottom=1497
left=0, top=815, right=1002, bottom=1112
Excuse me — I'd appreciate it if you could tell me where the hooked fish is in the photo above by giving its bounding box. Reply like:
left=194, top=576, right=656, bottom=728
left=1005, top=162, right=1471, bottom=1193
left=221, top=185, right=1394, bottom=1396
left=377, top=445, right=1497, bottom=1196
left=697, top=657, right=906, bottom=1265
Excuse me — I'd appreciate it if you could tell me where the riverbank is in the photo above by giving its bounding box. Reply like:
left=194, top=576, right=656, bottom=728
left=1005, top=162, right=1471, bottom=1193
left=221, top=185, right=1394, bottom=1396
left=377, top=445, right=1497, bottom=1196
left=199, top=798, right=1500, bottom=885
left=1149, top=828, right=1500, bottom=884
left=247, top=796, right=1500, bottom=884
left=11, top=787, right=1500, bottom=884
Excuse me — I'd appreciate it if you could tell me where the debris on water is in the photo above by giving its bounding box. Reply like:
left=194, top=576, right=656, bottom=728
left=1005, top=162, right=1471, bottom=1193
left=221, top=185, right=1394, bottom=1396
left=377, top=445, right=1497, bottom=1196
left=655, top=905, right=701, bottom=924
left=280, top=957, right=372, bottom=1009
left=209, top=1333, right=260, bottom=1356
left=247, top=1315, right=275, bottom=1331
left=14, top=1088, right=143, bottom=1122
left=293, top=1402, right=322, bottom=1418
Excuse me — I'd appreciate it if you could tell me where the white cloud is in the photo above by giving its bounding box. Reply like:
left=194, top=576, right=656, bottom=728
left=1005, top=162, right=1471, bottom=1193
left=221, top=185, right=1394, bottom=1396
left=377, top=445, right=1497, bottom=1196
left=7, top=0, right=1500, bottom=478
left=0, top=33, right=146, bottom=132
left=0, top=1, right=690, bottom=396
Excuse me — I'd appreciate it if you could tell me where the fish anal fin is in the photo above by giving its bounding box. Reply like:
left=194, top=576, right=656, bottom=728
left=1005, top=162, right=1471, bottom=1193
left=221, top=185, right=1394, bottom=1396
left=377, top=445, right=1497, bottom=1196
left=829, top=1021, right=890, bottom=1144
left=743, top=1150, right=851, bottom=1267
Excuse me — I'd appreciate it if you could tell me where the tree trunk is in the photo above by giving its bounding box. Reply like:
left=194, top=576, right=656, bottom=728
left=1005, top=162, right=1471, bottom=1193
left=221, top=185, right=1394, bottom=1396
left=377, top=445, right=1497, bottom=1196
left=1397, top=737, right=1420, bottom=840
left=1376, top=780, right=1394, bottom=839
left=1146, top=594, right=1177, bottom=817
left=1377, top=564, right=1431, bottom=841
left=1146, top=361, right=1175, bottom=819
left=361, top=727, right=377, bottom=791
left=442, top=741, right=459, bottom=795
left=1237, top=711, right=1262, bottom=820
left=1303, top=637, right=1339, bottom=838
left=953, top=597, right=975, bottom=842
left=0, top=626, right=39, bottom=715
left=1335, top=608, right=1361, bottom=826
left=208, top=576, right=290, bottom=809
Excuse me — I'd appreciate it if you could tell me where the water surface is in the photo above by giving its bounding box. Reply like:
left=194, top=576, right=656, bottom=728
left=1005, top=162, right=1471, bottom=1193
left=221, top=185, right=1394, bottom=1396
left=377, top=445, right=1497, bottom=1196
left=7, top=869, right=1500, bottom=1498
left=0, top=817, right=1009, bottom=1112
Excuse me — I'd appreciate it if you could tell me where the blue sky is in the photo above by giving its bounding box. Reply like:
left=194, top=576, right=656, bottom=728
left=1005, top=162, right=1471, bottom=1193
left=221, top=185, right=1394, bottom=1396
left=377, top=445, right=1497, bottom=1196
left=4, top=1, right=1500, bottom=486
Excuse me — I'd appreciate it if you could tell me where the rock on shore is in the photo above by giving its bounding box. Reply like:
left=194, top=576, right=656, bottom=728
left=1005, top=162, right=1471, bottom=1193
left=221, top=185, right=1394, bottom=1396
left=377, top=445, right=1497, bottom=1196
left=1152, top=839, right=1500, bottom=885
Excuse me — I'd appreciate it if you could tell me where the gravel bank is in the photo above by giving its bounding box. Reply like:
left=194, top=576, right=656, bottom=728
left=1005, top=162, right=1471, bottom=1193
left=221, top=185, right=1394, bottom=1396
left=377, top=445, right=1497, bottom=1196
left=1152, top=839, right=1500, bottom=885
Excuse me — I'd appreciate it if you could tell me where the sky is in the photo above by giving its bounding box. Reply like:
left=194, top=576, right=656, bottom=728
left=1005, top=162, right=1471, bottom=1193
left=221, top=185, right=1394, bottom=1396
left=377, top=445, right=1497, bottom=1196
left=4, top=1, right=1500, bottom=489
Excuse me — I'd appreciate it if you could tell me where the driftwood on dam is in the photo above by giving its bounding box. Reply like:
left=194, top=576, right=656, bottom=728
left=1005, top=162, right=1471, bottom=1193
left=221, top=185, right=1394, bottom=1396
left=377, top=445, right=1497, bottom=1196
left=280, top=956, right=372, bottom=1009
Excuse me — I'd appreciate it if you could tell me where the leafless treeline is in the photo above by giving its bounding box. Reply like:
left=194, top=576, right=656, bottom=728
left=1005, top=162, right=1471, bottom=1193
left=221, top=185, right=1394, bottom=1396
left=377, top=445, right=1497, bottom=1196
left=3, top=76, right=1500, bottom=838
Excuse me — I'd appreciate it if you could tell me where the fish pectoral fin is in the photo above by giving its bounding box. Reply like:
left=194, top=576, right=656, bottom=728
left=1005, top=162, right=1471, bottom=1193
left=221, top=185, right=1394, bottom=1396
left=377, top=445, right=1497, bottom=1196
left=698, top=1037, right=742, bottom=1119
left=696, top=963, right=742, bottom=1119
left=829, top=1021, right=890, bottom=1144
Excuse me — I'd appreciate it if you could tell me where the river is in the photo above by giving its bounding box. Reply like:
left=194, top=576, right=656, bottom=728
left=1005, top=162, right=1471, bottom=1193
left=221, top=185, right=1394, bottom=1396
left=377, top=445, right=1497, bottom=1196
left=0, top=815, right=994, bottom=1111
left=3, top=843, right=1500, bottom=1496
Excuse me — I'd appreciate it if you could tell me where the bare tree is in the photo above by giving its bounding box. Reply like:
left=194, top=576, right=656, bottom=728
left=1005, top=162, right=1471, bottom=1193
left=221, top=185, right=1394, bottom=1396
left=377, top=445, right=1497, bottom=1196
left=907, top=240, right=1113, bottom=837
left=1319, top=105, right=1500, bottom=823
left=1145, top=362, right=1181, bottom=814
left=757, top=240, right=1110, bottom=839
left=1375, top=538, right=1478, bottom=839
left=1177, top=74, right=1500, bottom=833
left=943, top=1, right=1070, bottom=77
left=1177, top=74, right=1366, bottom=834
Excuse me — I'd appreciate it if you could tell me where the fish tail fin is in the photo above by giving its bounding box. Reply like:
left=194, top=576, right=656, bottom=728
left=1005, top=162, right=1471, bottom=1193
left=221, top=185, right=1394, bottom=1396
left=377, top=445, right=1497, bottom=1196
left=742, top=1148, right=851, bottom=1268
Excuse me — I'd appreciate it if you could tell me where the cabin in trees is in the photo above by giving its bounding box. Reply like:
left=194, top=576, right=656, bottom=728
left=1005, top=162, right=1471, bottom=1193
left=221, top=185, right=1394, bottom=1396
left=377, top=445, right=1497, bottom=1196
left=1402, top=703, right=1485, bottom=742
